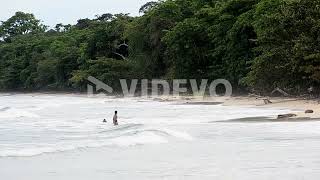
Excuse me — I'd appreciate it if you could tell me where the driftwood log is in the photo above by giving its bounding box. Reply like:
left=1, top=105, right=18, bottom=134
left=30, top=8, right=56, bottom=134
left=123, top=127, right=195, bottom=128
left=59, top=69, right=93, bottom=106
left=263, top=99, right=272, bottom=104
left=305, top=110, right=314, bottom=114
left=277, top=113, right=297, bottom=119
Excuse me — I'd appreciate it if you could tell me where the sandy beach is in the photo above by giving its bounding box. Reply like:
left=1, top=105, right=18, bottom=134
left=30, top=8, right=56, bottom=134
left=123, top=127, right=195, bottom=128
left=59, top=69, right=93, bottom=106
left=223, top=96, right=320, bottom=119
left=170, top=95, right=320, bottom=119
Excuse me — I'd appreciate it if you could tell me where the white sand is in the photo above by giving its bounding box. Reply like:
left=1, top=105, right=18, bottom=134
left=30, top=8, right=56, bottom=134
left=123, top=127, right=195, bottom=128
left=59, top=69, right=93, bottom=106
left=174, top=96, right=320, bottom=119
left=223, top=96, right=320, bottom=119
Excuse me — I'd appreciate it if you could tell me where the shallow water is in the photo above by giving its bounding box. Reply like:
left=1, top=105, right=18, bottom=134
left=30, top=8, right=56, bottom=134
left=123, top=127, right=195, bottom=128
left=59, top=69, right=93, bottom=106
left=1, top=94, right=320, bottom=179
left=0, top=94, right=291, bottom=157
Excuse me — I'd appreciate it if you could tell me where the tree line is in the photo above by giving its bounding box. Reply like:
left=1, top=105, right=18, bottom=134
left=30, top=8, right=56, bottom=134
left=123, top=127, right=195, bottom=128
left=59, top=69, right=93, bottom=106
left=0, top=0, right=319, bottom=95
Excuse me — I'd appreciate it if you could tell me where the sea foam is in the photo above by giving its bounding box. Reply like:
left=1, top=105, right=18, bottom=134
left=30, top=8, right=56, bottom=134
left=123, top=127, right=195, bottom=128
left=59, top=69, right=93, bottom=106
left=0, top=94, right=293, bottom=157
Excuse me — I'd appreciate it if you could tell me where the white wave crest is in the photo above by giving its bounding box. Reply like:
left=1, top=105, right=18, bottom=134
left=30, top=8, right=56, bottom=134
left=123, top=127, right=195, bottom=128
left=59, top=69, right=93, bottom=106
left=0, top=107, right=39, bottom=118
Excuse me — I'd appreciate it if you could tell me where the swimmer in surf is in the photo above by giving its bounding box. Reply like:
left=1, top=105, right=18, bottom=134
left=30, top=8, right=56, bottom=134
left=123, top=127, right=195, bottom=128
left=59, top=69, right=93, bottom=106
left=113, top=111, right=118, bottom=126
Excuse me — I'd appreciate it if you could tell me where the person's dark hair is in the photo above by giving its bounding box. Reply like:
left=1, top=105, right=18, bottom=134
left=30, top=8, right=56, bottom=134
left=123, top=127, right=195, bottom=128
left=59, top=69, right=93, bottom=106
left=115, top=111, right=117, bottom=114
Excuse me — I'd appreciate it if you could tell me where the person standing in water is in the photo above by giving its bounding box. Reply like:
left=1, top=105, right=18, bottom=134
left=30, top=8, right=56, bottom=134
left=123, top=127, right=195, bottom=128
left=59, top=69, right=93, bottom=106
left=113, top=111, right=118, bottom=126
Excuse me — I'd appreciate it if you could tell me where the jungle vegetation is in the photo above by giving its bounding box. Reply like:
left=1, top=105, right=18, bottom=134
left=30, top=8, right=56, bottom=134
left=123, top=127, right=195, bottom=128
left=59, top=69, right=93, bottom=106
left=0, top=0, right=319, bottom=95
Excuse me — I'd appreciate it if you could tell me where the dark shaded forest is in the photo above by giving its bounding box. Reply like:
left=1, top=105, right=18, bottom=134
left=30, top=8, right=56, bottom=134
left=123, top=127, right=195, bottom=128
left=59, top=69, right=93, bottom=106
left=0, top=0, right=320, bottom=95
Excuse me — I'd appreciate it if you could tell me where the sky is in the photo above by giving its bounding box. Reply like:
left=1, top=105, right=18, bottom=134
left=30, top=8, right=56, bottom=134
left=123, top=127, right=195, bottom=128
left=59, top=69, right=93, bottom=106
left=1, top=0, right=151, bottom=27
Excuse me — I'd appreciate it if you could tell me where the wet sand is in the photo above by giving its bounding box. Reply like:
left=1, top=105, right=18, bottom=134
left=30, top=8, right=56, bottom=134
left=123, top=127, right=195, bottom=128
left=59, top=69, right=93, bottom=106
left=213, top=117, right=320, bottom=123
left=167, top=95, right=320, bottom=120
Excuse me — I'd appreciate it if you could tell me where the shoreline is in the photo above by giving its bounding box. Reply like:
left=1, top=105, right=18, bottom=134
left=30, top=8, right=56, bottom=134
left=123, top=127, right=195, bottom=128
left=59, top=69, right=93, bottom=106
left=190, top=96, right=320, bottom=120
left=2, top=94, right=320, bottom=180
left=147, top=95, right=320, bottom=120
left=1, top=92, right=319, bottom=119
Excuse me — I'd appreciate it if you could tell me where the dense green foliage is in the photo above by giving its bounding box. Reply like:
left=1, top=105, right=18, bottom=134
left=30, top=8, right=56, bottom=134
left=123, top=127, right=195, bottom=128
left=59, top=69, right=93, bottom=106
left=0, top=0, right=319, bottom=95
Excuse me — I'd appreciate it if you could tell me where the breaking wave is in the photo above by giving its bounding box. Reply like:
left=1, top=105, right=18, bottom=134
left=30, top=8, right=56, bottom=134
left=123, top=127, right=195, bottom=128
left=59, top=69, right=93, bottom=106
left=0, top=124, right=192, bottom=157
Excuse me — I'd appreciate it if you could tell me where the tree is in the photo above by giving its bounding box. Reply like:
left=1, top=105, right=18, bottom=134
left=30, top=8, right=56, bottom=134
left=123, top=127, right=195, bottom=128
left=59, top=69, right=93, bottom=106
left=1, top=2, right=320, bottom=95
left=0, top=12, right=47, bottom=41
left=245, top=0, right=320, bottom=94
left=127, top=0, right=197, bottom=78
left=95, top=13, right=113, bottom=22
left=163, top=0, right=258, bottom=88
left=75, top=18, right=92, bottom=29
left=139, top=1, right=159, bottom=14
left=71, top=58, right=135, bottom=91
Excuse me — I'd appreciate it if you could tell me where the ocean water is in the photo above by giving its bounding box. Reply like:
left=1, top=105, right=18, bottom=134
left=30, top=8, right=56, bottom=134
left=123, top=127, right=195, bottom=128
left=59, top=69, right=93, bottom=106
left=1, top=94, right=320, bottom=179
left=0, top=94, right=295, bottom=157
